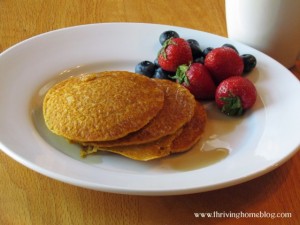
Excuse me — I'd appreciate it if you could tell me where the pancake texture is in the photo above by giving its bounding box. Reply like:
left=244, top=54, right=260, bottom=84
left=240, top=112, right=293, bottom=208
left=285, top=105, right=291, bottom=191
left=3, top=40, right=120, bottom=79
left=43, top=70, right=207, bottom=161
left=170, top=103, right=207, bottom=153
left=83, top=103, right=207, bottom=161
left=82, top=129, right=183, bottom=161
left=84, top=79, right=196, bottom=147
left=43, top=71, right=164, bottom=142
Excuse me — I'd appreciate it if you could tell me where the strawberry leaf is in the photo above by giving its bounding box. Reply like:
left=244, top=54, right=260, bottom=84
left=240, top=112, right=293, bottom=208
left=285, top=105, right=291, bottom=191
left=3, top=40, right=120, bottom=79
left=158, top=38, right=176, bottom=59
left=220, top=94, right=243, bottom=116
left=171, top=64, right=190, bottom=85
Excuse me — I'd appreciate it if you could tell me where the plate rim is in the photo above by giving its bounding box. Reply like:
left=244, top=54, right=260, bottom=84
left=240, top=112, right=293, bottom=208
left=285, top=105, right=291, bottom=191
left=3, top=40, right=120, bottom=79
left=0, top=22, right=299, bottom=195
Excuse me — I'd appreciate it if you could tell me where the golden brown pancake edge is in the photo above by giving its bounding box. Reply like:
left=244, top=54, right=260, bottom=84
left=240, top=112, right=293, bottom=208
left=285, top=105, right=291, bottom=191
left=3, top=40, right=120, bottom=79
left=43, top=71, right=165, bottom=142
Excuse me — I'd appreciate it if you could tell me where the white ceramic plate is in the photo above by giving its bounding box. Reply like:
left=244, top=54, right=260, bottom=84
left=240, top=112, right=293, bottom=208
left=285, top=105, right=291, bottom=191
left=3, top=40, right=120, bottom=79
left=0, top=23, right=299, bottom=195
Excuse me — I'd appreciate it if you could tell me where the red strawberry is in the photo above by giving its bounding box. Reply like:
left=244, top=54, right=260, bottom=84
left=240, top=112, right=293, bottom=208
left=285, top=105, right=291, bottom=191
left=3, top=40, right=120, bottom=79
left=158, top=38, right=193, bottom=72
left=204, top=47, right=244, bottom=84
left=215, top=76, right=257, bottom=116
left=172, top=63, right=216, bottom=100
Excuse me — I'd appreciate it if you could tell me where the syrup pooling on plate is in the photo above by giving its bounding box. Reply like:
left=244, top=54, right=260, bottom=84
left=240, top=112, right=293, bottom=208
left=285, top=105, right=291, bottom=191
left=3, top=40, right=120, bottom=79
left=160, top=103, right=233, bottom=171
left=161, top=146, right=229, bottom=171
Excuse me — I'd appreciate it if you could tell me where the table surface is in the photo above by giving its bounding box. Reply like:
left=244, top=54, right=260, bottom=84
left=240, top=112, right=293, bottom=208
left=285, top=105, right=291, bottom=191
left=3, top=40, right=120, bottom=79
left=0, top=1, right=299, bottom=225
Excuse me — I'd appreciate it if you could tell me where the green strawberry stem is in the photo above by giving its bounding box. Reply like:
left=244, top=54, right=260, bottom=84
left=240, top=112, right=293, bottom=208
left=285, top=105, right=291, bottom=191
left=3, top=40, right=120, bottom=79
left=171, top=64, right=190, bottom=85
left=159, top=38, right=176, bottom=59
left=220, top=94, right=244, bottom=116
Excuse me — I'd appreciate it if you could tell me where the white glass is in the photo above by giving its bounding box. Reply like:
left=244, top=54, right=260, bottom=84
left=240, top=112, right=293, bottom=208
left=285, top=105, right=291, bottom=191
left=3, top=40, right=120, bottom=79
left=226, top=0, right=300, bottom=68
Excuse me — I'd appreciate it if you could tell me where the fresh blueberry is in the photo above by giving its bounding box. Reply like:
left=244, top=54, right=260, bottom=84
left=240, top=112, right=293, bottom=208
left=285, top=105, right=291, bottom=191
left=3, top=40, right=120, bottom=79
left=194, top=57, right=205, bottom=64
left=187, top=39, right=200, bottom=47
left=159, top=30, right=179, bottom=45
left=187, top=39, right=203, bottom=59
left=135, top=60, right=156, bottom=78
left=153, top=67, right=173, bottom=80
left=202, top=47, right=214, bottom=57
left=153, top=58, right=160, bottom=68
left=241, top=54, right=257, bottom=73
left=222, top=43, right=239, bottom=54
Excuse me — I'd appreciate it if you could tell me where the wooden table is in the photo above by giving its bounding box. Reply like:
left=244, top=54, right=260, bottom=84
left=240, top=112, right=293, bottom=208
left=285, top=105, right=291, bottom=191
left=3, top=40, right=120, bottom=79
left=0, top=1, right=299, bottom=224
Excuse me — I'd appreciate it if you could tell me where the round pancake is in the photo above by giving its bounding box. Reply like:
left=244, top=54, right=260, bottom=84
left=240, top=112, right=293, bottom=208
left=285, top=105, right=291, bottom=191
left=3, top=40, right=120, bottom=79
left=81, top=103, right=207, bottom=161
left=81, top=128, right=183, bottom=161
left=43, top=71, right=164, bottom=142
left=170, top=103, right=207, bottom=153
left=84, top=79, right=196, bottom=147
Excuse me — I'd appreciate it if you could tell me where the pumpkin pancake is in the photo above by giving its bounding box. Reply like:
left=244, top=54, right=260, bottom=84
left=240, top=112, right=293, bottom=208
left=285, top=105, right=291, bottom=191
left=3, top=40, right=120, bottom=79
left=82, top=103, right=207, bottom=161
left=170, top=102, right=207, bottom=153
left=84, top=79, right=196, bottom=147
left=43, top=71, right=164, bottom=142
left=81, top=128, right=183, bottom=161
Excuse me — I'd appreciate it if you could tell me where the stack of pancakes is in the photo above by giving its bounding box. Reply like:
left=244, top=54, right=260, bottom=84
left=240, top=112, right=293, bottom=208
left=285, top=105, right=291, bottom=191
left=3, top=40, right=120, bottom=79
left=43, top=71, right=207, bottom=161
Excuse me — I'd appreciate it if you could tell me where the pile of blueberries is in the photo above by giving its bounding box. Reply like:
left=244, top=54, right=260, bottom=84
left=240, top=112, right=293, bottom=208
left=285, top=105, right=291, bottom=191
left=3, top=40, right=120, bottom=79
left=135, top=30, right=256, bottom=79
